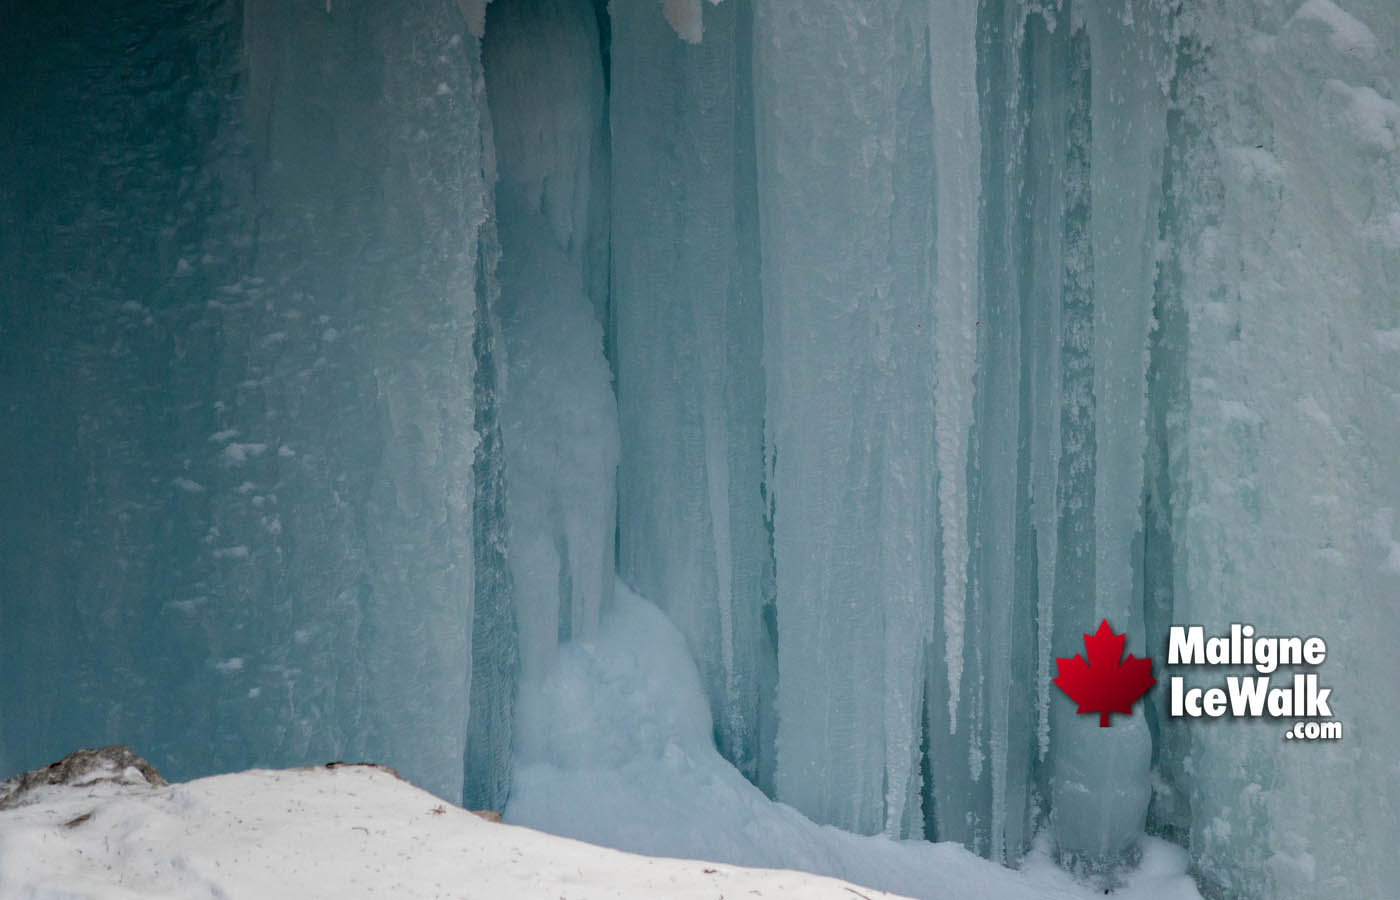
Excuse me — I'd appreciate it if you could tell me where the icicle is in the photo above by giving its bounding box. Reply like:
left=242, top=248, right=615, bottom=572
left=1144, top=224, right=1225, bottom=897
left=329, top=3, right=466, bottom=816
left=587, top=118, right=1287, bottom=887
left=1026, top=5, right=1067, bottom=764
left=929, top=0, right=981, bottom=729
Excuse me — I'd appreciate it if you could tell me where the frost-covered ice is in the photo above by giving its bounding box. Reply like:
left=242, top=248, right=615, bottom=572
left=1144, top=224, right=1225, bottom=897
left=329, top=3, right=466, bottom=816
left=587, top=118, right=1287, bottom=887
left=3, top=0, right=1399, bottom=897
left=1151, top=0, right=1400, bottom=895
left=0, top=0, right=494, bottom=803
left=486, top=0, right=618, bottom=680
left=611, top=0, right=771, bottom=789
left=753, top=0, right=939, bottom=840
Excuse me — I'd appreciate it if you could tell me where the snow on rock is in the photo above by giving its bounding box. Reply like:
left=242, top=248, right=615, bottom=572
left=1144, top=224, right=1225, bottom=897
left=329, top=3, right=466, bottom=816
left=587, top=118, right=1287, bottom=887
left=0, top=761, right=912, bottom=900
left=0, top=747, right=167, bottom=811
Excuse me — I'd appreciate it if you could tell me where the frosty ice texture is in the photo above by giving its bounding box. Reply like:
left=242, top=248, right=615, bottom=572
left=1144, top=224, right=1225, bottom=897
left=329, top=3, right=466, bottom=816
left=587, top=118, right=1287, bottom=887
left=610, top=0, right=773, bottom=789
left=0, top=0, right=495, bottom=803
left=752, top=0, right=940, bottom=839
left=484, top=0, right=618, bottom=683
left=2, top=1, right=1398, bottom=897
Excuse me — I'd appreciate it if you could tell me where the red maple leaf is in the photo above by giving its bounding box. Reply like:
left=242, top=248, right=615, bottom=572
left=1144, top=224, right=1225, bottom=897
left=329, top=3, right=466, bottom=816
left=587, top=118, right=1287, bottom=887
left=1052, top=620, right=1156, bottom=727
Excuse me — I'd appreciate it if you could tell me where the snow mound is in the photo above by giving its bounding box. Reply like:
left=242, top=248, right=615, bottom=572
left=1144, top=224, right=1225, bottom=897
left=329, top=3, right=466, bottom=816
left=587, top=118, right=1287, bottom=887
left=0, top=762, right=910, bottom=900
left=506, top=585, right=1203, bottom=900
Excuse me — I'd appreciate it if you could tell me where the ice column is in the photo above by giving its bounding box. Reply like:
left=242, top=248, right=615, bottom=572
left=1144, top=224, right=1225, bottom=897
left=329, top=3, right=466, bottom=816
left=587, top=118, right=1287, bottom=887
left=464, top=206, right=518, bottom=813
left=1050, top=0, right=1170, bottom=868
left=484, top=0, right=619, bottom=682
left=1024, top=5, right=1067, bottom=771
left=610, top=0, right=773, bottom=785
left=753, top=0, right=938, bottom=836
left=208, top=1, right=494, bottom=802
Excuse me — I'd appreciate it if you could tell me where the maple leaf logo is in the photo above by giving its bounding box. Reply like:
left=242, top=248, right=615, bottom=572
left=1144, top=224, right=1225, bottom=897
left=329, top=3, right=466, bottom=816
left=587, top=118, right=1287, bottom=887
left=1053, top=620, right=1156, bottom=727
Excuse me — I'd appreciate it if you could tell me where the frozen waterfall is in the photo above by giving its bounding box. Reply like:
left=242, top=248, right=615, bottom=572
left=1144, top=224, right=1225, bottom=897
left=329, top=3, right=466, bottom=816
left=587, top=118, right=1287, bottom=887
left=2, top=0, right=1397, bottom=898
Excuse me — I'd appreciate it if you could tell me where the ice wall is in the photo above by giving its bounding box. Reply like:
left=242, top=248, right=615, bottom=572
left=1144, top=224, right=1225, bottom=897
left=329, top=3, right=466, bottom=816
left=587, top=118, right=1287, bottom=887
left=4, top=0, right=1399, bottom=895
left=0, top=0, right=504, bottom=803
left=607, top=1, right=1398, bottom=890
left=665, top=0, right=1395, bottom=891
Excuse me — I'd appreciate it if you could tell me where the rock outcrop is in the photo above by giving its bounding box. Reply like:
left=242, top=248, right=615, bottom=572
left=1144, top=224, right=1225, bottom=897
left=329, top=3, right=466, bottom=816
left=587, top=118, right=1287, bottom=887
left=0, top=746, right=167, bottom=810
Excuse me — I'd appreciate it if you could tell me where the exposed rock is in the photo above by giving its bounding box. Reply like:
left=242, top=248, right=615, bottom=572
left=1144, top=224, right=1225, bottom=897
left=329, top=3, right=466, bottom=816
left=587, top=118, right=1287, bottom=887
left=0, top=746, right=167, bottom=810
left=318, top=761, right=404, bottom=781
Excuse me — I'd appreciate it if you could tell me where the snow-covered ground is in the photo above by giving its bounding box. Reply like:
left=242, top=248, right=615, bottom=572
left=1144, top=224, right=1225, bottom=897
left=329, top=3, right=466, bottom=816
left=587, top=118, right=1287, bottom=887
left=0, top=586, right=1203, bottom=900
left=0, top=763, right=909, bottom=900
left=0, top=756, right=1196, bottom=900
